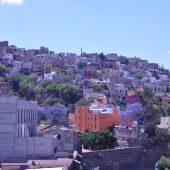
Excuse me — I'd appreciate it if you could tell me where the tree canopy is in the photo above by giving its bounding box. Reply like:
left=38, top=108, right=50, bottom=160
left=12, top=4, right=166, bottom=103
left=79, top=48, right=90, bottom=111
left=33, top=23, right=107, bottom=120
left=137, top=87, right=165, bottom=124
left=119, top=56, right=130, bottom=65
left=119, top=103, right=144, bottom=127
left=77, top=61, right=87, bottom=69
left=19, top=67, right=30, bottom=75
left=81, top=130, right=118, bottom=150
left=157, top=156, right=170, bottom=170
left=0, top=65, right=7, bottom=76
left=37, top=105, right=68, bottom=126
left=60, top=83, right=82, bottom=106
left=10, top=74, right=36, bottom=100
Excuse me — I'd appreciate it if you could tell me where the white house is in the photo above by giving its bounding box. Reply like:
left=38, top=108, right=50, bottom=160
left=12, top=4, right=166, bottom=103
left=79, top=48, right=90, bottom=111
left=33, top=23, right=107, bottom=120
left=5, top=53, right=13, bottom=64
left=11, top=61, right=22, bottom=74
left=44, top=71, right=56, bottom=81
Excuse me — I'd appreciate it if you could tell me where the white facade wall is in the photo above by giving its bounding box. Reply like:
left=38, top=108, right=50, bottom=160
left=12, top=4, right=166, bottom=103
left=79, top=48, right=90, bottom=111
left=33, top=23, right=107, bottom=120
left=0, top=96, right=37, bottom=161
left=160, top=117, right=170, bottom=128
left=44, top=73, right=53, bottom=80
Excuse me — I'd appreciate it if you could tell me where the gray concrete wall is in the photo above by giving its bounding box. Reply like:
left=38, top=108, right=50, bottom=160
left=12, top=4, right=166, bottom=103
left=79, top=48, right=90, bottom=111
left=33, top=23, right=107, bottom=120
left=41, top=128, right=81, bottom=154
left=0, top=96, right=80, bottom=161
left=83, top=141, right=170, bottom=170
left=28, top=136, right=53, bottom=157
left=0, top=100, right=17, bottom=161
left=0, top=96, right=37, bottom=161
left=14, top=138, right=28, bottom=157
left=83, top=147, right=143, bottom=170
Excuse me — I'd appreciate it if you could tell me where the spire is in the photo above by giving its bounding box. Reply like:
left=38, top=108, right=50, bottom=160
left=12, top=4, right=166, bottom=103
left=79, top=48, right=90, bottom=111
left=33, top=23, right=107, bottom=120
left=81, top=48, right=83, bottom=56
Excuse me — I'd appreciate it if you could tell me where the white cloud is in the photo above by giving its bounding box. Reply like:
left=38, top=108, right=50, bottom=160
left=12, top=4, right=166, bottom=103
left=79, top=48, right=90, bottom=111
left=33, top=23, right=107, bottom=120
left=0, top=0, right=24, bottom=5
left=167, top=50, right=170, bottom=55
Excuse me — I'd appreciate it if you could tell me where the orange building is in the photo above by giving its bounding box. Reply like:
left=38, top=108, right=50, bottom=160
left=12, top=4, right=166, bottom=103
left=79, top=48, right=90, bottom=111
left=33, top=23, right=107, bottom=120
left=74, top=105, right=119, bottom=132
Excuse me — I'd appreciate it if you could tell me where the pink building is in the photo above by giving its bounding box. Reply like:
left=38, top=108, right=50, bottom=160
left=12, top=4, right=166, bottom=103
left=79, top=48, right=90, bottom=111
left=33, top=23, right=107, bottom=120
left=126, top=95, right=140, bottom=104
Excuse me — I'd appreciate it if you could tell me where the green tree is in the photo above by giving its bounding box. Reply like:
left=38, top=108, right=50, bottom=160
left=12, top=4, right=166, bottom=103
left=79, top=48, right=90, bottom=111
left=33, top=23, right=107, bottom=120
left=77, top=61, right=87, bottom=69
left=44, top=63, right=52, bottom=73
left=67, top=104, right=75, bottom=114
left=75, top=98, right=91, bottom=106
left=10, top=74, right=36, bottom=98
left=39, top=79, right=52, bottom=89
left=19, top=76, right=36, bottom=100
left=35, top=80, right=60, bottom=105
left=20, top=67, right=30, bottom=75
left=10, top=74, right=36, bottom=100
left=0, top=65, right=7, bottom=76
left=91, top=82, right=103, bottom=92
left=119, top=55, right=129, bottom=65
left=60, top=83, right=82, bottom=106
left=134, top=73, right=143, bottom=79
left=82, top=130, right=117, bottom=150
left=137, top=87, right=164, bottom=124
left=36, top=79, right=53, bottom=94
left=157, top=156, right=168, bottom=170
left=162, top=103, right=170, bottom=116
left=46, top=83, right=59, bottom=97
left=10, top=74, right=23, bottom=92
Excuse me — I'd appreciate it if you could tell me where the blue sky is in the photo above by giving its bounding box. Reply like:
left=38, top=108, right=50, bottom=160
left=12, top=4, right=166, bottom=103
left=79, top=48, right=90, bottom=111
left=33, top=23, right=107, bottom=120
left=0, top=0, right=170, bottom=69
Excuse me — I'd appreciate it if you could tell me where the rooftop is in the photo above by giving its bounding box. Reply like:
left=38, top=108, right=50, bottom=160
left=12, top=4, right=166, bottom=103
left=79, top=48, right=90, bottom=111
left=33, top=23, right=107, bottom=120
left=1, top=158, right=73, bottom=170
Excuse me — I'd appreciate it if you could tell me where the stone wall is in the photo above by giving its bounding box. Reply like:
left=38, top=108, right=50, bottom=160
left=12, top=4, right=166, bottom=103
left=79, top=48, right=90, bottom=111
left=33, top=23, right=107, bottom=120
left=83, top=147, right=143, bottom=170
left=82, top=141, right=170, bottom=170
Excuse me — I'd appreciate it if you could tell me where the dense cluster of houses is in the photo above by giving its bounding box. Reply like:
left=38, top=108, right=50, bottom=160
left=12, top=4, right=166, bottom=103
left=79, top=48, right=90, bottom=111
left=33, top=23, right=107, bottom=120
left=1, top=40, right=170, bottom=104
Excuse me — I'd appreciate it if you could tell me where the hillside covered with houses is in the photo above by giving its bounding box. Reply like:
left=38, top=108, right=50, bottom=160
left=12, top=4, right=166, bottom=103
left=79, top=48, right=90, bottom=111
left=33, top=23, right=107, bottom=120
left=0, top=40, right=170, bottom=126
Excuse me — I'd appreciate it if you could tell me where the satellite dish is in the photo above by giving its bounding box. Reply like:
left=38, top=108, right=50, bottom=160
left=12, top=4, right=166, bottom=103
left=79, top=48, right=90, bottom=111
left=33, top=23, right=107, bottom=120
left=73, top=151, right=78, bottom=159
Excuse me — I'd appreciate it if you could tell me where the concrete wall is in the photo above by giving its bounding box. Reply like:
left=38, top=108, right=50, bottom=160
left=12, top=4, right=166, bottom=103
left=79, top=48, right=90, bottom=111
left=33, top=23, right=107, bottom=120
left=83, top=147, right=143, bottom=170
left=41, top=128, right=81, bottom=155
left=3, top=135, right=54, bottom=159
left=83, top=141, right=170, bottom=170
left=28, top=136, right=53, bottom=157
left=0, top=96, right=80, bottom=161
left=0, top=99, right=17, bottom=161
left=115, top=126, right=138, bottom=140
left=0, top=96, right=37, bottom=161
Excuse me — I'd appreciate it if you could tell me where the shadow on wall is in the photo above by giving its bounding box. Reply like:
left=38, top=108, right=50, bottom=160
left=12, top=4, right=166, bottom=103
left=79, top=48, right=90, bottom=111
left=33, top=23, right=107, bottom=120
left=82, top=141, right=170, bottom=170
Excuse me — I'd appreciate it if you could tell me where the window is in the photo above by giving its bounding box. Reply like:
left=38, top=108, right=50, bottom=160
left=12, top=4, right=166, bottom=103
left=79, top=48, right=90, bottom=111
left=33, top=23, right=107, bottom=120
left=54, top=146, right=57, bottom=153
left=57, top=134, right=61, bottom=140
left=23, top=110, right=25, bottom=123
left=18, top=110, right=20, bottom=123
left=31, top=110, right=33, bottom=121
left=28, top=110, right=30, bottom=122
left=17, top=129, right=19, bottom=138
left=21, top=110, right=23, bottom=123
